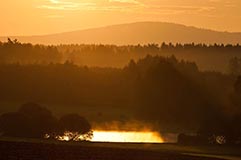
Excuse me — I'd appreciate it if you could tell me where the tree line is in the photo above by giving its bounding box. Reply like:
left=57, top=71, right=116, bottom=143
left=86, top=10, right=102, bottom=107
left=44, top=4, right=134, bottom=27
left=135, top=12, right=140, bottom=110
left=0, top=38, right=61, bottom=64
left=1, top=39, right=241, bottom=72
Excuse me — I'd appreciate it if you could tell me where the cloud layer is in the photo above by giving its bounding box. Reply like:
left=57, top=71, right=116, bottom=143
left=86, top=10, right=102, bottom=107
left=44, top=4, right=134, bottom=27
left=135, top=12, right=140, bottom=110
left=36, top=0, right=239, bottom=14
left=0, top=0, right=241, bottom=36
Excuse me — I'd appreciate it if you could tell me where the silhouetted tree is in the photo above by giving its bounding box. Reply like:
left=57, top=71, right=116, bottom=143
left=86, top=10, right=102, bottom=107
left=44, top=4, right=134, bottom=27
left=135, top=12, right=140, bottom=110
left=58, top=114, right=93, bottom=141
left=0, top=103, right=58, bottom=139
left=18, top=103, right=58, bottom=138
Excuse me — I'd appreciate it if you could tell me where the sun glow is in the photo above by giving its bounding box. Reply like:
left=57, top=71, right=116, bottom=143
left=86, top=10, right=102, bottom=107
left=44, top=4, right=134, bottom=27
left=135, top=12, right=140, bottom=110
left=91, top=131, right=164, bottom=143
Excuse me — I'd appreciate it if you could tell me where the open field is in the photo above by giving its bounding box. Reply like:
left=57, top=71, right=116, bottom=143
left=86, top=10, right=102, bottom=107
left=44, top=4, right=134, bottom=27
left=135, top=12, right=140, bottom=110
left=0, top=138, right=241, bottom=160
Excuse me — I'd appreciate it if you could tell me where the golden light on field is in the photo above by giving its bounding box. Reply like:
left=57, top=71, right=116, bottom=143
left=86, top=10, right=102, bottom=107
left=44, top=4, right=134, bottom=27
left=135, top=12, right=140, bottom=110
left=91, top=131, right=164, bottom=143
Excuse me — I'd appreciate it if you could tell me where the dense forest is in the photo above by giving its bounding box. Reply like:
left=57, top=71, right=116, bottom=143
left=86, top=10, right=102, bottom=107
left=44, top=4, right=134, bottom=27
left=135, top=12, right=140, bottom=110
left=1, top=39, right=241, bottom=73
left=0, top=39, right=241, bottom=144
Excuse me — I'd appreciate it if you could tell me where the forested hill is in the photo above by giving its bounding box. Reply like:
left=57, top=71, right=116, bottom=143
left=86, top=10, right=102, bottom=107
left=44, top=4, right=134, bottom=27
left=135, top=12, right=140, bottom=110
left=1, top=22, right=241, bottom=45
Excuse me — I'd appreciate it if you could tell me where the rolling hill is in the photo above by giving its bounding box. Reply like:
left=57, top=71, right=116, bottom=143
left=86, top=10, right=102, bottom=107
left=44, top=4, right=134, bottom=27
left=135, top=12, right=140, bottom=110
left=1, top=22, right=241, bottom=45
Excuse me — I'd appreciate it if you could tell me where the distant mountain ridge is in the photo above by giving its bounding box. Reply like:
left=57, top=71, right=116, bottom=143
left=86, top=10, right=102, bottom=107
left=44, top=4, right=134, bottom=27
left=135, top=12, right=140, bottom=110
left=1, top=22, right=241, bottom=45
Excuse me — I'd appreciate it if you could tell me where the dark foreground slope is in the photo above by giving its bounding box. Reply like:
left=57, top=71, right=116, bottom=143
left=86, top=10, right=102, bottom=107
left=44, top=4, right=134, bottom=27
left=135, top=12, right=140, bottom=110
left=1, top=22, right=241, bottom=45
left=0, top=140, right=225, bottom=160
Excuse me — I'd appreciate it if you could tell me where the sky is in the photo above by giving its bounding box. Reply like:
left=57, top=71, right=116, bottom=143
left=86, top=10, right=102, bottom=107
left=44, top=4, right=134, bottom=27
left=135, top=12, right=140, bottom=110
left=0, top=0, right=241, bottom=36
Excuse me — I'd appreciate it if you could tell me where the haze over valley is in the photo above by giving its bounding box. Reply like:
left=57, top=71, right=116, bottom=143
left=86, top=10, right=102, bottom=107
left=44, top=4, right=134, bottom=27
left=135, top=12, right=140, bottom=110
left=1, top=1, right=241, bottom=159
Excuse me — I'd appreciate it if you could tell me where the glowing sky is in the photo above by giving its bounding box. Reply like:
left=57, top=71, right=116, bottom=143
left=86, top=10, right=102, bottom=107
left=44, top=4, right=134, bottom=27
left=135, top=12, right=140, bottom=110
left=1, top=0, right=241, bottom=36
